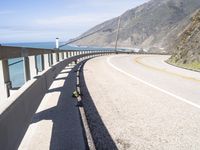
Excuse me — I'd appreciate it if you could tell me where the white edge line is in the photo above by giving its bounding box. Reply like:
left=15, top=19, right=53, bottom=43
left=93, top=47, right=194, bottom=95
left=107, top=56, right=200, bottom=109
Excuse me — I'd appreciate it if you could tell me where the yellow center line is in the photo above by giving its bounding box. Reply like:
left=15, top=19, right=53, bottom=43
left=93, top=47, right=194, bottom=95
left=134, top=56, right=200, bottom=83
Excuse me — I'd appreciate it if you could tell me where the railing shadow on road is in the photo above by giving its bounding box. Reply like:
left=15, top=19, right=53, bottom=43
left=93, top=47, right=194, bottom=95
left=27, top=58, right=117, bottom=149
left=79, top=60, right=118, bottom=150
left=30, top=63, right=87, bottom=150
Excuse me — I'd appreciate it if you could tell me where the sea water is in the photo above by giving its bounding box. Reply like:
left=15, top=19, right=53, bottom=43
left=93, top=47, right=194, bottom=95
left=3, top=42, right=112, bottom=88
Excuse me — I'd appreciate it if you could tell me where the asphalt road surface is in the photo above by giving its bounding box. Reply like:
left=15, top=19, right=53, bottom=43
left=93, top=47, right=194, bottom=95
left=83, top=54, right=200, bottom=150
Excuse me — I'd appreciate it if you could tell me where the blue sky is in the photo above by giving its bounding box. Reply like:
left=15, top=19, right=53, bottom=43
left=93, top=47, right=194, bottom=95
left=0, top=0, right=149, bottom=43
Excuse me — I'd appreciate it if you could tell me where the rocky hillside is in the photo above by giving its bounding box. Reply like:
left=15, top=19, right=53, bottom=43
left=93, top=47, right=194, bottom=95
left=168, top=10, right=200, bottom=71
left=74, top=0, right=200, bottom=53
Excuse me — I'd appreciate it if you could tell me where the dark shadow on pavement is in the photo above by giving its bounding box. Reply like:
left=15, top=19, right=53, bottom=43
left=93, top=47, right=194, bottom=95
left=80, top=60, right=118, bottom=150
left=31, top=63, right=87, bottom=150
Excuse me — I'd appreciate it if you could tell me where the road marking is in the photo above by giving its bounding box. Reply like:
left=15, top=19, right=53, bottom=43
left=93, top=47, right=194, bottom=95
left=107, top=56, right=200, bottom=109
left=134, top=56, right=200, bottom=83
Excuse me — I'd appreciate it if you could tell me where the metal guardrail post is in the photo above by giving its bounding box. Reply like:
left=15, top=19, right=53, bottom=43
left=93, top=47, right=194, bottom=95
left=41, top=54, right=45, bottom=71
left=0, top=59, right=11, bottom=100
left=23, top=57, right=31, bottom=81
left=49, top=53, right=53, bottom=66
left=56, top=52, right=59, bottom=62
left=66, top=52, right=68, bottom=58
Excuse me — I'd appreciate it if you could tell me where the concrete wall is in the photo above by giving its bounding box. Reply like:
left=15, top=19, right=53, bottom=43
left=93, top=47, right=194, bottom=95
left=0, top=53, right=110, bottom=150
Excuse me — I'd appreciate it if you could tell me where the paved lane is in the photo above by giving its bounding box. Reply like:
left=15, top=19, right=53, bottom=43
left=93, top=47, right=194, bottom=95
left=83, top=54, right=200, bottom=150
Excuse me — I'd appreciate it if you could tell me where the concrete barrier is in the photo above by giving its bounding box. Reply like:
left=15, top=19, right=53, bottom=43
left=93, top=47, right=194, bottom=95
left=0, top=53, right=110, bottom=149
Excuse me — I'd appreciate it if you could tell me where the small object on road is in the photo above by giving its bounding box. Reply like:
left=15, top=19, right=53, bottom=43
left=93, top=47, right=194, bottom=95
left=72, top=90, right=80, bottom=98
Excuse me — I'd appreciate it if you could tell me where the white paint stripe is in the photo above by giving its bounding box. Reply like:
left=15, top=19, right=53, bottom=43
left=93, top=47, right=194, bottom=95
left=107, top=56, right=200, bottom=109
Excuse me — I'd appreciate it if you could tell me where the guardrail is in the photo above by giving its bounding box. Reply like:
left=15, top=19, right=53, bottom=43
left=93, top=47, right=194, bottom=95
left=0, top=45, right=168, bottom=149
left=0, top=45, right=114, bottom=149
left=0, top=45, right=114, bottom=100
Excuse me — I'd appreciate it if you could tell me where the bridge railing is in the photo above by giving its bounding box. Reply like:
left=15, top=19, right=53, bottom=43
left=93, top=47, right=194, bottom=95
left=0, top=45, right=113, bottom=101
left=0, top=45, right=114, bottom=149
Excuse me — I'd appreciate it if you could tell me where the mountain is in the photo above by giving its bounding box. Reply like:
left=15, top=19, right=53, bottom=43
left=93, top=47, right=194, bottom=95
left=74, top=0, right=200, bottom=53
left=167, top=9, right=200, bottom=71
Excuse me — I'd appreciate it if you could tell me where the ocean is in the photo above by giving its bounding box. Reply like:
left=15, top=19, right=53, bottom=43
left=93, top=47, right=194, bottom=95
left=3, top=42, right=112, bottom=88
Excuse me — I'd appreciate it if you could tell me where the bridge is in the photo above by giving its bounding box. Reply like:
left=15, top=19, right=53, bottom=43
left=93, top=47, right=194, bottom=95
left=0, top=46, right=200, bottom=149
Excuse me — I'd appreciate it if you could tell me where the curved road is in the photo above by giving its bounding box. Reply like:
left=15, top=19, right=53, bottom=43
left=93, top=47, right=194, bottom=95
left=83, top=54, right=200, bottom=149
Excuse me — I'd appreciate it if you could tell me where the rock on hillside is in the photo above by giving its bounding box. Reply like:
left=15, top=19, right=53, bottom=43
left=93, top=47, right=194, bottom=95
left=168, top=10, right=200, bottom=71
left=74, top=0, right=200, bottom=53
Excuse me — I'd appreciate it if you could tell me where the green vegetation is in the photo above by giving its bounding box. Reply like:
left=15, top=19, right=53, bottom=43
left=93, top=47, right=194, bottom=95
left=167, top=59, right=200, bottom=72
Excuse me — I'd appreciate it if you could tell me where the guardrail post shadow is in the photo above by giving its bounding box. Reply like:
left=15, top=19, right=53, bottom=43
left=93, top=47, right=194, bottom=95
left=0, top=59, right=11, bottom=101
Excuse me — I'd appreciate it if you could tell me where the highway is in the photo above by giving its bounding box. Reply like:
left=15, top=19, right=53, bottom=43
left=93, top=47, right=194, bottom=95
left=83, top=54, right=200, bottom=149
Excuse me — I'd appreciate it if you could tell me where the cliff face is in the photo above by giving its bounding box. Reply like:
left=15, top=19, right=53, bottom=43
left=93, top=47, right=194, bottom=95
left=168, top=10, right=200, bottom=71
left=74, top=0, right=200, bottom=53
